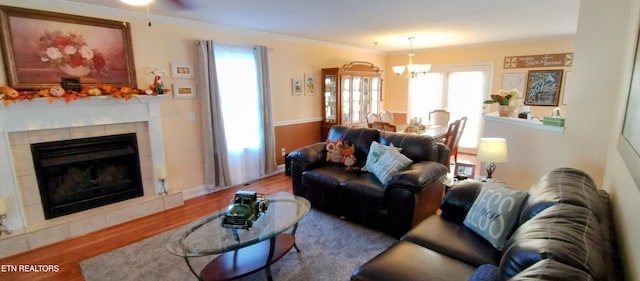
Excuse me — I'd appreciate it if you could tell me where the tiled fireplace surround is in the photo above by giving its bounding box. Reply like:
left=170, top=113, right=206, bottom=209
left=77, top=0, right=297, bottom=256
left=0, top=97, right=184, bottom=258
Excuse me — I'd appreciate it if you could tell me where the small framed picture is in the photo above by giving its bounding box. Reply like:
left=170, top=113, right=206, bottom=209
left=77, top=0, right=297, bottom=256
left=172, top=82, right=196, bottom=99
left=171, top=63, right=194, bottom=79
left=455, top=162, right=475, bottom=178
left=304, top=73, right=315, bottom=96
left=292, top=79, right=303, bottom=96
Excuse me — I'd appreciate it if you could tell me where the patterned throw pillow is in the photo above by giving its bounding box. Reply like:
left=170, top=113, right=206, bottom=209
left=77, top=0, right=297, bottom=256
left=361, top=141, right=402, bottom=172
left=463, top=182, right=529, bottom=250
left=362, top=141, right=412, bottom=184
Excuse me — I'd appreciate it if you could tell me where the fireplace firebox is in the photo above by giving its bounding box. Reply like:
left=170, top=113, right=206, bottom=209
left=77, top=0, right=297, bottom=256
left=31, top=133, right=144, bottom=219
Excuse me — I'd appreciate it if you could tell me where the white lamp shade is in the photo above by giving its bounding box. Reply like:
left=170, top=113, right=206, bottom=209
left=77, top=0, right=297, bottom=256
left=120, top=0, right=153, bottom=5
left=477, top=137, right=508, bottom=163
left=392, top=66, right=405, bottom=75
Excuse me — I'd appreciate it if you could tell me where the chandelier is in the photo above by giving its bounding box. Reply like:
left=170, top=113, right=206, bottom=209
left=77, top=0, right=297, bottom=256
left=392, top=37, right=431, bottom=78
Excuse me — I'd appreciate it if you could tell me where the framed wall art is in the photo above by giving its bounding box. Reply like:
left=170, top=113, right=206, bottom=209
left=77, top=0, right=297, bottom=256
left=292, top=78, right=302, bottom=96
left=172, top=82, right=196, bottom=99
left=171, top=62, right=194, bottom=79
left=0, top=6, right=137, bottom=89
left=304, top=73, right=315, bottom=96
left=618, top=27, right=640, bottom=190
left=501, top=72, right=526, bottom=94
left=524, top=69, right=563, bottom=106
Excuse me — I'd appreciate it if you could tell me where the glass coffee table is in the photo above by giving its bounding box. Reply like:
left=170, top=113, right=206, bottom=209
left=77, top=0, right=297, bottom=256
left=166, top=192, right=310, bottom=281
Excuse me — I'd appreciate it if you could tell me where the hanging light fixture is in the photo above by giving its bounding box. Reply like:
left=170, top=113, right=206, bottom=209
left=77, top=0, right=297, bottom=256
left=120, top=0, right=153, bottom=6
left=392, top=37, right=431, bottom=78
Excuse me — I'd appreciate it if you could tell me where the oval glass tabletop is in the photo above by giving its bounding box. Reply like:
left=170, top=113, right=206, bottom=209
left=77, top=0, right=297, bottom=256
left=166, top=192, right=310, bottom=257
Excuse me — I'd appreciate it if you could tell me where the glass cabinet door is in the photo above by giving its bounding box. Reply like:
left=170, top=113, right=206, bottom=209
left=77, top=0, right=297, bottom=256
left=342, top=76, right=351, bottom=123
left=371, top=77, right=380, bottom=113
left=324, top=74, right=337, bottom=123
left=352, top=76, right=362, bottom=123
left=362, top=77, right=371, bottom=119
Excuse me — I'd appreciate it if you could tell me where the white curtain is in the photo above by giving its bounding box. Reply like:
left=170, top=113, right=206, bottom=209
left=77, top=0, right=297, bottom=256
left=197, top=40, right=232, bottom=189
left=198, top=42, right=276, bottom=187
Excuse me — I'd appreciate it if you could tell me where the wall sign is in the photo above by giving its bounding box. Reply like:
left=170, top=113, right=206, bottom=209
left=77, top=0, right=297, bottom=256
left=504, top=53, right=573, bottom=69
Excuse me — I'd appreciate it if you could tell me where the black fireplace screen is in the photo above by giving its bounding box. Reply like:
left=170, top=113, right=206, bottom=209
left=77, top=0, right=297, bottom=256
left=31, top=133, right=143, bottom=219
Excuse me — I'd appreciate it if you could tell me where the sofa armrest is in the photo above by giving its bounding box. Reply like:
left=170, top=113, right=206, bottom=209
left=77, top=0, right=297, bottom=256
left=386, top=161, right=448, bottom=193
left=287, top=142, right=326, bottom=170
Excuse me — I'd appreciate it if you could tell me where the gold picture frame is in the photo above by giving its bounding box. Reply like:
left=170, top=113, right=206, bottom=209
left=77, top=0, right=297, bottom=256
left=0, top=6, right=137, bottom=89
left=172, top=82, right=196, bottom=99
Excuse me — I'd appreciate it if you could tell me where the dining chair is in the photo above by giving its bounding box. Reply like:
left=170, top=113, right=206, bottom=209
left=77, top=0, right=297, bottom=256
left=379, top=110, right=394, bottom=124
left=429, top=109, right=450, bottom=127
left=442, top=119, right=461, bottom=169
left=451, top=117, right=467, bottom=164
left=366, top=112, right=380, bottom=127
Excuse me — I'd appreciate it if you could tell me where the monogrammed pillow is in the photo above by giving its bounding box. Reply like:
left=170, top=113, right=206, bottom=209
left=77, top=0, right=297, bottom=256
left=463, top=182, right=529, bottom=250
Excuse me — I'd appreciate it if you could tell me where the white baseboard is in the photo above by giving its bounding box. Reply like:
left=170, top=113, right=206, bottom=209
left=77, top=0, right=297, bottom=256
left=181, top=165, right=286, bottom=200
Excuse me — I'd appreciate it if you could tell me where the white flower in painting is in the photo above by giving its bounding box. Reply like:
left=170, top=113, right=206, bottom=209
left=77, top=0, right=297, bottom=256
left=63, top=45, right=77, bottom=55
left=45, top=47, right=63, bottom=60
left=79, top=45, right=94, bottom=60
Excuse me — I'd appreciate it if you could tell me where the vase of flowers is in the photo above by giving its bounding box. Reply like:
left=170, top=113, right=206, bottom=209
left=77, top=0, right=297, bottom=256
left=484, top=88, right=522, bottom=117
left=38, top=30, right=109, bottom=77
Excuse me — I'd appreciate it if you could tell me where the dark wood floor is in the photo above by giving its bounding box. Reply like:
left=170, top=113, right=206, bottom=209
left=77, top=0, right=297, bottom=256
left=0, top=153, right=478, bottom=281
left=0, top=174, right=293, bottom=281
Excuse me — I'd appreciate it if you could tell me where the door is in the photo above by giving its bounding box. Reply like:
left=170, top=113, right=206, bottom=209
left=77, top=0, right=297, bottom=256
left=408, top=64, right=492, bottom=152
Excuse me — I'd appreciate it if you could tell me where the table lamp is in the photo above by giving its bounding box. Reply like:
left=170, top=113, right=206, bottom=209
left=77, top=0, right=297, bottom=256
left=477, top=137, right=508, bottom=182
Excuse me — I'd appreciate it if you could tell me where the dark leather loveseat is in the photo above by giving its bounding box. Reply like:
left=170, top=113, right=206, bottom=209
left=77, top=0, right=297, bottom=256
left=288, top=125, right=450, bottom=238
left=352, top=167, right=623, bottom=281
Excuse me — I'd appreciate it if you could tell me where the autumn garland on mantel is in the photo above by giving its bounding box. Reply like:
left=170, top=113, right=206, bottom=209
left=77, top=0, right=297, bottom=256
left=0, top=84, right=162, bottom=106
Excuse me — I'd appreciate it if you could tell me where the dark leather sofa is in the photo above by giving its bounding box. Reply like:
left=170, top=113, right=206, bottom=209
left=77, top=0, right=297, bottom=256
left=352, top=167, right=623, bottom=281
left=288, top=125, right=450, bottom=238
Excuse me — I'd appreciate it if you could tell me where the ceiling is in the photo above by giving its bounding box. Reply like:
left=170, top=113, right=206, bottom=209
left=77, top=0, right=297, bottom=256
left=64, top=0, right=581, bottom=53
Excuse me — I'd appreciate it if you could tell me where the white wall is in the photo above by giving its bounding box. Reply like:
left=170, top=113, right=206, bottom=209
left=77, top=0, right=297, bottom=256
left=594, top=0, right=640, bottom=278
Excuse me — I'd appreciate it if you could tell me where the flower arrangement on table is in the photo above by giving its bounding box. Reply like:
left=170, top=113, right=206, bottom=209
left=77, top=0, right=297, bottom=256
left=38, top=30, right=109, bottom=76
left=0, top=84, right=152, bottom=106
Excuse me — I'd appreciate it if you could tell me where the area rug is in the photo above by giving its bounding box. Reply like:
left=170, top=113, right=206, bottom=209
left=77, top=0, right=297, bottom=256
left=80, top=209, right=397, bottom=281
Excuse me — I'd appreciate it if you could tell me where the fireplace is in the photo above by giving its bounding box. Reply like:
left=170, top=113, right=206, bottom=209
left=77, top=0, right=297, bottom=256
left=30, top=133, right=144, bottom=219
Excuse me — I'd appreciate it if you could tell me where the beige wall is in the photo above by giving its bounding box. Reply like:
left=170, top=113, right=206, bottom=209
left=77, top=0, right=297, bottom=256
left=0, top=0, right=384, bottom=193
left=383, top=39, right=575, bottom=119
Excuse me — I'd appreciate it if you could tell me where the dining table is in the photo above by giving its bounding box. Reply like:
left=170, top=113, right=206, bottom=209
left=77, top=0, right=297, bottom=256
left=396, top=124, right=448, bottom=140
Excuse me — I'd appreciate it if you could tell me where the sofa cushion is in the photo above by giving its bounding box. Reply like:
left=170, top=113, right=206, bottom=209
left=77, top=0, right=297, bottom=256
left=509, top=259, right=593, bottom=281
left=519, top=167, right=607, bottom=225
left=500, top=203, right=606, bottom=280
left=402, top=216, right=501, bottom=267
left=327, top=126, right=380, bottom=167
left=467, top=264, right=498, bottom=281
left=363, top=143, right=413, bottom=184
left=463, top=182, right=528, bottom=250
left=340, top=173, right=386, bottom=209
left=379, top=131, right=440, bottom=162
left=439, top=181, right=482, bottom=223
left=351, top=241, right=477, bottom=281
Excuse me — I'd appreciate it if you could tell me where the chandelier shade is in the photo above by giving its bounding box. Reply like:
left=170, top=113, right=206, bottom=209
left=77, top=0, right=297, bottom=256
left=393, top=37, right=431, bottom=78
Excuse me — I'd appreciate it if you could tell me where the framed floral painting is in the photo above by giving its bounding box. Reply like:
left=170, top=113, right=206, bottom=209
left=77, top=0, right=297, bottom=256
left=0, top=6, right=137, bottom=89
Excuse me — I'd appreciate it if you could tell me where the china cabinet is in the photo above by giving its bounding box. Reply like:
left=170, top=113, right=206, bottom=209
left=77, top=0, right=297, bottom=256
left=321, top=61, right=383, bottom=137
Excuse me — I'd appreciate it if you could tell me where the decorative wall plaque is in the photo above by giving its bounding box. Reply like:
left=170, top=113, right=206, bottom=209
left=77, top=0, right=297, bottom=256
left=504, top=53, right=573, bottom=69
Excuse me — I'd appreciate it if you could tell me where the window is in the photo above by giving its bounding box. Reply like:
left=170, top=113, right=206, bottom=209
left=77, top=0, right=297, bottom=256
left=214, top=44, right=262, bottom=183
left=408, top=64, right=492, bottom=151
